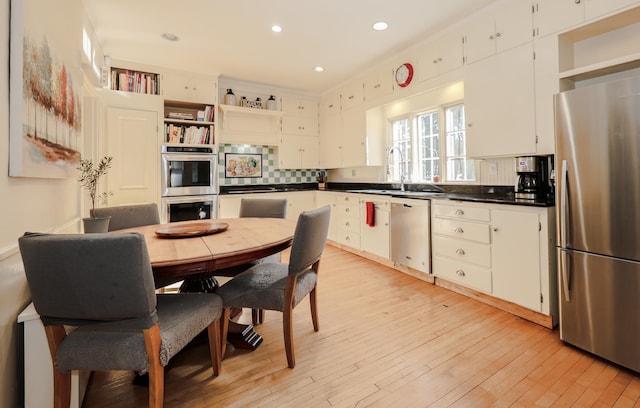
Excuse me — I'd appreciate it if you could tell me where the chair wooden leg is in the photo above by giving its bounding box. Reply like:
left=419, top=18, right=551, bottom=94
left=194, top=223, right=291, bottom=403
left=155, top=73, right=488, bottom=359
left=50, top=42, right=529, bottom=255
left=220, top=308, right=231, bottom=359
left=207, top=319, right=221, bottom=376
left=143, top=324, right=164, bottom=408
left=310, top=287, right=319, bottom=332
left=45, top=325, right=71, bottom=408
left=283, top=304, right=295, bottom=368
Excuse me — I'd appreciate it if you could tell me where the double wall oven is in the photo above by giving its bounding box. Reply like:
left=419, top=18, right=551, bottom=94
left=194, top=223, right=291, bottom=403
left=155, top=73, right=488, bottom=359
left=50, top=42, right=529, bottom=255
left=161, top=144, right=218, bottom=223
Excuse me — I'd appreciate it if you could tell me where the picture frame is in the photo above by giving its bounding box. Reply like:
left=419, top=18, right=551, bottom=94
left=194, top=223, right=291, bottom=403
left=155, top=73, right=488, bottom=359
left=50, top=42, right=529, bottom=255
left=9, top=0, right=83, bottom=178
left=224, top=153, right=262, bottom=178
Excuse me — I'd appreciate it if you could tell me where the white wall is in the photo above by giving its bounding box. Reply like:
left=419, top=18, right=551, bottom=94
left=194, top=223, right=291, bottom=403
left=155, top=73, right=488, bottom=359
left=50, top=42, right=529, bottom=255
left=0, top=0, right=82, bottom=405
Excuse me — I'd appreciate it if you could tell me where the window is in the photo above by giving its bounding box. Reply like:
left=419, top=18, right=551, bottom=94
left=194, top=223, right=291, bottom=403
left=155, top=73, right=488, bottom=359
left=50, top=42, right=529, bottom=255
left=388, top=103, right=474, bottom=183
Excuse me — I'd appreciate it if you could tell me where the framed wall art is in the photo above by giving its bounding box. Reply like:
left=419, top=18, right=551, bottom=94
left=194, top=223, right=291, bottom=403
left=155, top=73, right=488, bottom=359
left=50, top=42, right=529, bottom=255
left=9, top=0, right=83, bottom=178
left=224, top=153, right=262, bottom=178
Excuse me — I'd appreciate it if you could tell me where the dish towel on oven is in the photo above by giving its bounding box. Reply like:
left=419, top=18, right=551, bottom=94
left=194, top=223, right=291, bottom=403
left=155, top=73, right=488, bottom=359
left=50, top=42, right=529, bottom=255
left=366, top=201, right=375, bottom=227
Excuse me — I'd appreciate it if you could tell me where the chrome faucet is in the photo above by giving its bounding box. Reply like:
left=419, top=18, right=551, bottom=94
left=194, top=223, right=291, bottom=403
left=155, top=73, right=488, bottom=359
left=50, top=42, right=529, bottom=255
left=386, top=147, right=405, bottom=192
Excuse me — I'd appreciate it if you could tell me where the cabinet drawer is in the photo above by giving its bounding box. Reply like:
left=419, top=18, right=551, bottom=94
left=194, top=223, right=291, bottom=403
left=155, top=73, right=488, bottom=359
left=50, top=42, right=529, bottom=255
left=336, top=203, right=360, bottom=218
left=433, top=256, right=492, bottom=293
left=336, top=194, right=360, bottom=205
left=432, top=235, right=491, bottom=268
left=432, top=203, right=490, bottom=222
left=337, top=215, right=360, bottom=233
left=432, top=217, right=490, bottom=243
left=336, top=230, right=360, bottom=248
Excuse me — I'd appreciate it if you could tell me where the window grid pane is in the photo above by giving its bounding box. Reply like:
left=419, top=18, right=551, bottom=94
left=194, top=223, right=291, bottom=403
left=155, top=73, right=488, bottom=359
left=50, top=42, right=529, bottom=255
left=445, top=105, right=475, bottom=182
left=417, top=111, right=439, bottom=183
left=391, top=118, right=411, bottom=182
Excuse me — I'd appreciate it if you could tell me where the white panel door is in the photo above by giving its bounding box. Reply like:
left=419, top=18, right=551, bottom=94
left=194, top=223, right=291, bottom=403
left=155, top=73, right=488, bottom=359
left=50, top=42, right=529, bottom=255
left=106, top=107, right=159, bottom=206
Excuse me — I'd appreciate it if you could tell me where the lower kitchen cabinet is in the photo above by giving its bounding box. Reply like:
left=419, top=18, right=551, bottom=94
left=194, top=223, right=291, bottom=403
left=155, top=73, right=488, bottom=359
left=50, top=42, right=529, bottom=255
left=431, top=200, right=557, bottom=324
left=335, top=193, right=361, bottom=249
left=218, top=191, right=316, bottom=221
left=359, top=195, right=390, bottom=259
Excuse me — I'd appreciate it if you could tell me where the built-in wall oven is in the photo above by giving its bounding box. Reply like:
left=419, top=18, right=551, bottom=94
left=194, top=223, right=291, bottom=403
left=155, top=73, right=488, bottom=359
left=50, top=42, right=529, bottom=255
left=160, top=144, right=218, bottom=223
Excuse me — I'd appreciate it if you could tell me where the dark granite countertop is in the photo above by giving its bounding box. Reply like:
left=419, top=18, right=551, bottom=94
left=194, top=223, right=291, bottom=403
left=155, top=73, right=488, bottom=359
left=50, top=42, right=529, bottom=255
left=219, top=182, right=555, bottom=207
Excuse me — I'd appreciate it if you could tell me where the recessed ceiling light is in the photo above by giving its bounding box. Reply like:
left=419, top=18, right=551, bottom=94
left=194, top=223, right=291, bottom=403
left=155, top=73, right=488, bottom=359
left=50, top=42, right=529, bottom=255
left=161, top=33, right=179, bottom=41
left=373, top=21, right=389, bottom=31
left=314, top=66, right=324, bottom=72
left=272, top=25, right=283, bottom=33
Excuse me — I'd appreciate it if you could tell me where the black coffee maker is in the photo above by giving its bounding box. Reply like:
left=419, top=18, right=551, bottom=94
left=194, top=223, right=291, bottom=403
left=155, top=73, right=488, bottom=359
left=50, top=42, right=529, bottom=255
left=515, top=156, right=553, bottom=200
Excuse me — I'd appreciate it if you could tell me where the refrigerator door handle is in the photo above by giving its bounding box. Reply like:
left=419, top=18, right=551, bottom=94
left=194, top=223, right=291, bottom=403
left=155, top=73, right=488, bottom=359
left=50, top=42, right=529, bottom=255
left=561, top=248, right=571, bottom=302
left=560, top=160, right=568, bottom=249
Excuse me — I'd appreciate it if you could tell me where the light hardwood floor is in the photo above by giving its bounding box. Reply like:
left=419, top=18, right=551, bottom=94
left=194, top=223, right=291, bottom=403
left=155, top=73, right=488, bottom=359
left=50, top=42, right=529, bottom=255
left=82, top=245, right=640, bottom=407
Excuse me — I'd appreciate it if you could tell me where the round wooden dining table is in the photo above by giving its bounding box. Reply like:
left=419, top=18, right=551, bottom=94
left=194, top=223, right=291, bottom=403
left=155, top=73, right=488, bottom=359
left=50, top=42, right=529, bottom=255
left=118, top=217, right=296, bottom=288
left=117, top=217, right=297, bottom=350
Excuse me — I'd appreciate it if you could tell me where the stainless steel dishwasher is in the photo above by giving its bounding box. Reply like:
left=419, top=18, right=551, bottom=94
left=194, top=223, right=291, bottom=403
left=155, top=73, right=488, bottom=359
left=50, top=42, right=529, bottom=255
left=390, top=198, right=431, bottom=274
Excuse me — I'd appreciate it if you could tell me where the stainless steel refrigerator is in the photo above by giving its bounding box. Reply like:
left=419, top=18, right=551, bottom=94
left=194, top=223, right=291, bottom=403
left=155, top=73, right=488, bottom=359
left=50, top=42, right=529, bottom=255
left=555, top=75, right=640, bottom=373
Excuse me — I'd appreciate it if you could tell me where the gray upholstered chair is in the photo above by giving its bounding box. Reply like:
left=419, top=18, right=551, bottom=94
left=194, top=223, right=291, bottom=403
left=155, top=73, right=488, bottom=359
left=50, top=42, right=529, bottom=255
left=91, top=203, right=160, bottom=231
left=217, top=205, right=331, bottom=368
left=221, top=198, right=288, bottom=324
left=18, top=232, right=222, bottom=408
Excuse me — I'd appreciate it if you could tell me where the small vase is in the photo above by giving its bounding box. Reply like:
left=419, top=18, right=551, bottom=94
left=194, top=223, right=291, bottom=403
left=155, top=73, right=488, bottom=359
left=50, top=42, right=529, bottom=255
left=83, top=216, right=111, bottom=233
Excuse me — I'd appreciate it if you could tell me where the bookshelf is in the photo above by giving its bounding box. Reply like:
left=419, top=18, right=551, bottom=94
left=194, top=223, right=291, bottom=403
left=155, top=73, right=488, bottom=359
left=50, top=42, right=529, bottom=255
left=110, top=67, right=160, bottom=95
left=164, top=100, right=215, bottom=145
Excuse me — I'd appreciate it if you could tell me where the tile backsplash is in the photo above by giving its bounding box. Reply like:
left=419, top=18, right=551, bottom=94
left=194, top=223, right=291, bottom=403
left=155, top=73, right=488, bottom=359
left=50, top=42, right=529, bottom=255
left=218, top=144, right=322, bottom=186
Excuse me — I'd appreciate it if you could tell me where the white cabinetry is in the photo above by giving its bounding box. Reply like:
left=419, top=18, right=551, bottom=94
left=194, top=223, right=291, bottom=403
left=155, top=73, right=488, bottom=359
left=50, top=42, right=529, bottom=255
left=98, top=89, right=162, bottom=208
left=278, top=135, right=320, bottom=169
left=431, top=200, right=557, bottom=325
left=491, top=209, right=542, bottom=312
left=463, top=0, right=533, bottom=64
left=363, top=66, right=393, bottom=103
left=359, top=196, right=390, bottom=259
left=315, top=191, right=337, bottom=241
left=279, top=95, right=319, bottom=169
left=417, top=29, right=464, bottom=81
left=465, top=42, right=536, bottom=157
left=533, top=0, right=585, bottom=37
left=218, top=191, right=316, bottom=221
left=585, top=0, right=640, bottom=20
left=280, top=95, right=318, bottom=137
left=162, top=71, right=217, bottom=104
left=432, top=201, right=492, bottom=293
left=340, top=81, right=364, bottom=111
left=335, top=193, right=361, bottom=249
left=533, top=35, right=559, bottom=155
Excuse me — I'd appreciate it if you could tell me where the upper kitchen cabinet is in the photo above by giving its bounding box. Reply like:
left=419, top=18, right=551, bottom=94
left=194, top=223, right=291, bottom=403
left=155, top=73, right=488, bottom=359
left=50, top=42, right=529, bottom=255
left=463, top=0, right=533, bottom=64
left=533, top=35, right=559, bottom=155
left=363, top=66, right=393, bottom=103
left=532, top=0, right=585, bottom=37
left=320, top=90, right=341, bottom=117
left=278, top=134, right=320, bottom=169
left=162, top=70, right=217, bottom=104
left=280, top=94, right=319, bottom=137
left=417, top=29, right=464, bottom=81
left=340, top=80, right=364, bottom=111
left=585, top=0, right=640, bottom=20
left=465, top=42, right=537, bottom=158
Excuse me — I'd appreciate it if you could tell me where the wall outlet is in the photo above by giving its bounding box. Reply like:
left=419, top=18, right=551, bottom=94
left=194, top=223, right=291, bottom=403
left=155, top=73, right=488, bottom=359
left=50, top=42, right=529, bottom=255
left=351, top=169, right=357, bottom=177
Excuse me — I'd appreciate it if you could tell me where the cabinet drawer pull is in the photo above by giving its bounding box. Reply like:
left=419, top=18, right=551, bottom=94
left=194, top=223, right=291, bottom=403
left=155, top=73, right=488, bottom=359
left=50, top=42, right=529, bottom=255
left=456, top=269, right=466, bottom=277
left=345, top=221, right=350, bottom=227
left=454, top=227, right=464, bottom=234
left=455, top=209, right=464, bottom=216
left=456, top=248, right=466, bottom=255
left=345, top=236, right=351, bottom=241
left=345, top=208, right=350, bottom=213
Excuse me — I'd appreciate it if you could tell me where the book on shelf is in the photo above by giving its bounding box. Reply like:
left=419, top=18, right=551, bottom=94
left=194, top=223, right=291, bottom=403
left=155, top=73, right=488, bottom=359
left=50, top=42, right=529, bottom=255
left=167, top=112, right=194, bottom=120
left=110, top=68, right=159, bottom=95
left=165, top=124, right=213, bottom=144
